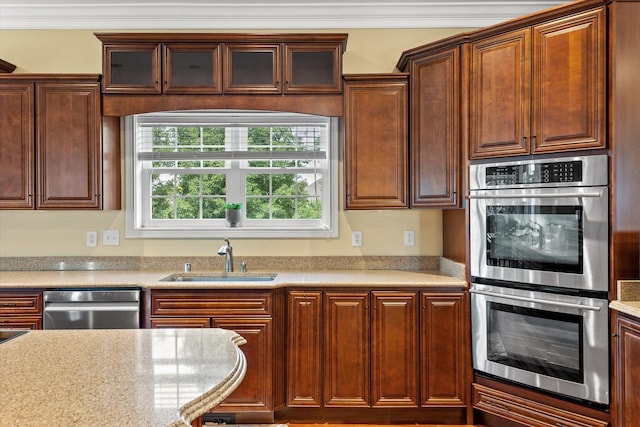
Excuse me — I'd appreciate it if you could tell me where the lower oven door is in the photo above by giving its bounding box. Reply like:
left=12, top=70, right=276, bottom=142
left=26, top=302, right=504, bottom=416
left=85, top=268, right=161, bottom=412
left=470, top=283, right=609, bottom=405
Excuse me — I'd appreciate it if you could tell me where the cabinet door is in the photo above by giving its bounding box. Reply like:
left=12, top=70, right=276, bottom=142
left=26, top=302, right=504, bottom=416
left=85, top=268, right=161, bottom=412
left=284, top=44, right=342, bottom=94
left=421, top=292, right=466, bottom=406
left=532, top=7, right=606, bottom=153
left=286, top=291, right=323, bottom=407
left=324, top=292, right=370, bottom=407
left=410, top=46, right=461, bottom=208
left=615, top=314, right=640, bottom=426
left=344, top=75, right=408, bottom=209
left=163, top=43, right=222, bottom=94
left=214, top=317, right=272, bottom=411
left=0, top=82, right=33, bottom=209
left=36, top=82, right=102, bottom=209
left=470, top=28, right=531, bottom=159
left=102, top=43, right=161, bottom=94
left=224, top=44, right=281, bottom=94
left=371, top=291, right=418, bottom=407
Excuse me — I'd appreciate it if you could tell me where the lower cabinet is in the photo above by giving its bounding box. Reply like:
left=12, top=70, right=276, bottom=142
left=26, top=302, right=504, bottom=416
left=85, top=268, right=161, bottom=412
left=0, top=291, right=43, bottom=330
left=148, top=290, right=276, bottom=417
left=614, top=311, right=640, bottom=426
left=285, top=288, right=466, bottom=421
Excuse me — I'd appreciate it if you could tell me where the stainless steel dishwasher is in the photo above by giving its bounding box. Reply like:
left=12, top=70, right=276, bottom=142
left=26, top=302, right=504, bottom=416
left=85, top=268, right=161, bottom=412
left=43, top=289, right=141, bottom=329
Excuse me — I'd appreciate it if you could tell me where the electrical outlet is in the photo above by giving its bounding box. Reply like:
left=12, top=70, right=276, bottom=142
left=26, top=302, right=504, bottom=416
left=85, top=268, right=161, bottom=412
left=103, top=229, right=120, bottom=246
left=352, top=230, right=363, bottom=247
left=86, top=231, right=98, bottom=247
left=404, top=230, right=415, bottom=246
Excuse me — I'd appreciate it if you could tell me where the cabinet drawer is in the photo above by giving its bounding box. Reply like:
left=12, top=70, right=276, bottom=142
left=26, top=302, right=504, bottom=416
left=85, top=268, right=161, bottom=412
left=0, top=316, right=42, bottom=330
left=150, top=291, right=272, bottom=316
left=473, top=383, right=608, bottom=427
left=150, top=317, right=211, bottom=328
left=0, top=292, right=42, bottom=315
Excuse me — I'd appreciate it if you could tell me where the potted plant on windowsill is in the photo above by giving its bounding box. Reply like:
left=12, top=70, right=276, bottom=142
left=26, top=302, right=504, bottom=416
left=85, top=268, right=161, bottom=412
left=224, top=203, right=242, bottom=227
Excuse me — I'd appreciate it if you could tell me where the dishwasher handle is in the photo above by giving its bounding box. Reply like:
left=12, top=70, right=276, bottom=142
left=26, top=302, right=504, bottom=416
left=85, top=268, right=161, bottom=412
left=43, top=302, right=140, bottom=312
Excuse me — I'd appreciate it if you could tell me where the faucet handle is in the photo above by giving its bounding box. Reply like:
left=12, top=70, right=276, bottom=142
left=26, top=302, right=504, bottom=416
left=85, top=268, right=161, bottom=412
left=240, top=262, right=247, bottom=273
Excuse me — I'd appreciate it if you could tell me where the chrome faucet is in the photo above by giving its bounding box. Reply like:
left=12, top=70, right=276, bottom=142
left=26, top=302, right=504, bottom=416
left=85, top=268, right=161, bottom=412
left=217, top=238, right=234, bottom=272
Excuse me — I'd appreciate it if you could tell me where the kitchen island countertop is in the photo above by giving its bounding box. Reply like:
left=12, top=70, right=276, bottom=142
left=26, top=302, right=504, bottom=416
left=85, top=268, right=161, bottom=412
left=0, top=328, right=246, bottom=427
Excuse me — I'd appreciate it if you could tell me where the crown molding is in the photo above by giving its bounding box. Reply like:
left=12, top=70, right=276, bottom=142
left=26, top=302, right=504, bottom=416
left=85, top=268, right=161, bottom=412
left=0, top=1, right=567, bottom=29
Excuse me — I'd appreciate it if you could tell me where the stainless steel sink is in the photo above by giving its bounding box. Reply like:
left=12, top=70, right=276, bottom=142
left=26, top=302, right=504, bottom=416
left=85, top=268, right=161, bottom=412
left=161, top=272, right=277, bottom=282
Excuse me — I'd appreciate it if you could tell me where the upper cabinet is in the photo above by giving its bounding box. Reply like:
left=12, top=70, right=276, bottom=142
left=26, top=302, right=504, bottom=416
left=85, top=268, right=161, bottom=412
left=469, top=6, right=606, bottom=159
left=0, top=75, right=120, bottom=210
left=96, top=33, right=346, bottom=96
left=397, top=41, right=464, bottom=208
left=343, top=74, right=409, bottom=209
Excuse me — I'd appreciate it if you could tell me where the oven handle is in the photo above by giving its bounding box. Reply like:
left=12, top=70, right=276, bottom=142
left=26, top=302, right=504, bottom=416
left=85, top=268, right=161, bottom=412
left=468, top=191, right=602, bottom=199
left=469, top=289, right=602, bottom=311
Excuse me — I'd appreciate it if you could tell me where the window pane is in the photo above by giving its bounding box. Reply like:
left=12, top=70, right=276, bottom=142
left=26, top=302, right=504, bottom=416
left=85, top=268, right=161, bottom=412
left=246, top=198, right=270, bottom=219
left=203, top=198, right=225, bottom=219
left=176, top=197, right=200, bottom=219
left=246, top=174, right=270, bottom=196
left=273, top=197, right=295, bottom=219
left=299, top=197, right=322, bottom=219
left=151, top=198, right=174, bottom=219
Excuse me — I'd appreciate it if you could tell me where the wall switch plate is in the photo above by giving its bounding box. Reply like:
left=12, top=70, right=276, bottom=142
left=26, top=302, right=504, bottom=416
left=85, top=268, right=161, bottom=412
left=352, top=230, right=363, bottom=247
left=103, top=229, right=120, bottom=246
left=404, top=230, right=415, bottom=246
left=86, top=231, right=98, bottom=247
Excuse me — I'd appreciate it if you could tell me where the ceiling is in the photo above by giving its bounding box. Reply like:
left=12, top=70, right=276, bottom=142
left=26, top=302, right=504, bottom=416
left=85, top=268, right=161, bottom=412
left=0, top=0, right=568, bottom=30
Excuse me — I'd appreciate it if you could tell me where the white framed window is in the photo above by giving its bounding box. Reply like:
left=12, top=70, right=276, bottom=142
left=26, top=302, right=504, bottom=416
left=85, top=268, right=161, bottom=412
left=125, top=110, right=339, bottom=238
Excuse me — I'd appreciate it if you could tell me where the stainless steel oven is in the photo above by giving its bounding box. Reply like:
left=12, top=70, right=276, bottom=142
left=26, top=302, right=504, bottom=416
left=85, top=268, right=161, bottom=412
left=469, top=155, right=608, bottom=292
left=471, top=282, right=609, bottom=405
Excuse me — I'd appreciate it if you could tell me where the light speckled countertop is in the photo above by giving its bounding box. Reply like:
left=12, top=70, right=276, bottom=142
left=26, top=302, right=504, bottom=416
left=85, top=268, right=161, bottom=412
left=0, top=328, right=246, bottom=427
left=0, top=269, right=466, bottom=289
left=610, top=280, right=640, bottom=318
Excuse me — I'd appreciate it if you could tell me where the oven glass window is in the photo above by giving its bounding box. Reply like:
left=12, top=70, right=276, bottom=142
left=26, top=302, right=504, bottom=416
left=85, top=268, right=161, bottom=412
left=487, top=302, right=583, bottom=383
left=486, top=205, right=583, bottom=273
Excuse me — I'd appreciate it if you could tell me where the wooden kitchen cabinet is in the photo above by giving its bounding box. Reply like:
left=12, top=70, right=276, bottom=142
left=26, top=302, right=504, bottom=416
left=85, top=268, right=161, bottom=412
left=96, top=33, right=346, bottom=95
left=469, top=6, right=606, bottom=159
left=148, top=290, right=275, bottom=414
left=0, top=291, right=43, bottom=330
left=399, top=44, right=463, bottom=208
left=0, top=75, right=118, bottom=210
left=614, top=311, right=640, bottom=426
left=421, top=292, right=466, bottom=407
left=343, top=74, right=408, bottom=209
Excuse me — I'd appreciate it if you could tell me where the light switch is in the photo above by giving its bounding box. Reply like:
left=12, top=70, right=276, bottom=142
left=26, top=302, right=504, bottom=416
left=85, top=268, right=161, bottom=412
left=86, top=231, right=98, bottom=247
left=352, top=231, right=363, bottom=247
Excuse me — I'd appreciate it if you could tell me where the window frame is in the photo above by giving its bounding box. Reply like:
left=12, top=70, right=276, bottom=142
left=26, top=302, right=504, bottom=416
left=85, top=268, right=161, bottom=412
left=124, top=110, right=339, bottom=239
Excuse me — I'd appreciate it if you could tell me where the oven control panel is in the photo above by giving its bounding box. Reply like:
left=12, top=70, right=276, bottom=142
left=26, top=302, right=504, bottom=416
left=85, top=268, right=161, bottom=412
left=470, top=155, right=608, bottom=190
left=485, top=161, right=583, bottom=186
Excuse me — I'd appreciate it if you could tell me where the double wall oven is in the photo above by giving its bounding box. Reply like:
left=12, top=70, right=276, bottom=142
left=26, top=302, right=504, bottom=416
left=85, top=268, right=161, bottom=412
left=469, top=154, right=609, bottom=405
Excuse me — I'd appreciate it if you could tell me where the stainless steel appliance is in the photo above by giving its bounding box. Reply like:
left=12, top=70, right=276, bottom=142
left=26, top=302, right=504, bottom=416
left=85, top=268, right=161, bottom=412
left=43, top=289, right=141, bottom=329
left=471, top=282, right=609, bottom=405
left=469, top=155, right=608, bottom=292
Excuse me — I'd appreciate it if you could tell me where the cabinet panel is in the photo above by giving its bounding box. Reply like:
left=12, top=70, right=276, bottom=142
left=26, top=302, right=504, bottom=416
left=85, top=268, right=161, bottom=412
left=149, top=317, right=211, bottom=328
left=224, top=44, right=281, bottom=94
left=371, top=292, right=418, bottom=407
left=532, top=7, right=606, bottom=153
left=615, top=313, right=640, bottom=426
left=150, top=291, right=272, bottom=316
left=284, top=44, right=342, bottom=94
left=286, top=291, right=323, bottom=407
left=0, top=83, right=33, bottom=208
left=324, top=292, right=370, bottom=407
left=36, top=82, right=102, bottom=209
left=0, top=292, right=43, bottom=316
left=0, top=316, right=42, bottom=330
left=102, top=44, right=161, bottom=93
left=163, top=44, right=222, bottom=94
left=470, top=28, right=531, bottom=158
left=214, top=318, right=272, bottom=410
left=410, top=46, right=461, bottom=208
left=344, top=75, right=408, bottom=209
left=421, top=292, right=466, bottom=406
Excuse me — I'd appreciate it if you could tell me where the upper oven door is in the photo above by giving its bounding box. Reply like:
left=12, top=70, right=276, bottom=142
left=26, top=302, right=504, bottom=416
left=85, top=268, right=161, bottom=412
left=469, top=186, right=608, bottom=291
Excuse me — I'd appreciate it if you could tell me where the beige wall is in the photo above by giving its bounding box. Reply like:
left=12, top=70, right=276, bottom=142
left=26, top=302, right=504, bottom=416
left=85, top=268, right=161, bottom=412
left=0, top=28, right=468, bottom=258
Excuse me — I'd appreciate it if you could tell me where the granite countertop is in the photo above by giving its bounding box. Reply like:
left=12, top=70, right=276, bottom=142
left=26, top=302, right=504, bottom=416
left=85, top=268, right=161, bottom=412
left=610, top=280, right=640, bottom=318
left=0, top=328, right=246, bottom=427
left=0, top=269, right=467, bottom=289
